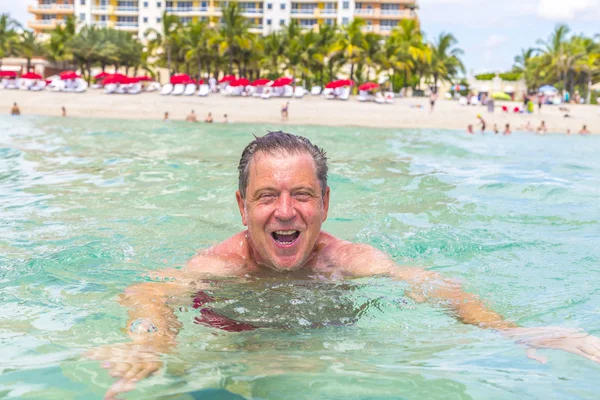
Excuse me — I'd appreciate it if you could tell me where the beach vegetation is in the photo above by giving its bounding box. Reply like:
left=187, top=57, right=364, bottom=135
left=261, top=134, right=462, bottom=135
left=513, top=24, right=600, bottom=101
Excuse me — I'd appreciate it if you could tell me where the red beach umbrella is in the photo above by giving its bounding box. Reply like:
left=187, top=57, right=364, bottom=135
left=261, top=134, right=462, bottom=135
left=325, top=80, right=338, bottom=89
left=0, top=71, right=17, bottom=78
left=102, top=74, right=129, bottom=85
left=218, top=75, right=235, bottom=83
left=21, top=72, right=43, bottom=80
left=134, top=75, right=153, bottom=81
left=336, top=79, right=354, bottom=87
left=271, top=77, right=293, bottom=87
left=170, top=74, right=192, bottom=84
left=59, top=71, right=80, bottom=80
left=358, top=82, right=378, bottom=91
left=251, top=78, right=271, bottom=87
left=229, top=78, right=250, bottom=87
left=94, top=71, right=110, bottom=79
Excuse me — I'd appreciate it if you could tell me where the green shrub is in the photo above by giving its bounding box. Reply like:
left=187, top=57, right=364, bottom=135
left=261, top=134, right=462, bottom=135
left=499, top=72, right=522, bottom=81
left=474, top=73, right=495, bottom=81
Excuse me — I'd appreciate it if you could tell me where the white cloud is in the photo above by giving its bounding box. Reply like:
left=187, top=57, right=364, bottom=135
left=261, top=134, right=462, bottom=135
left=485, top=35, right=508, bottom=48
left=537, top=0, right=600, bottom=20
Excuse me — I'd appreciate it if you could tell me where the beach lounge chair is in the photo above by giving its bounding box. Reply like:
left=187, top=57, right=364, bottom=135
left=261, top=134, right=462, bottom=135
left=338, top=87, right=350, bottom=101
left=171, top=84, right=185, bottom=96
left=310, top=86, right=321, bottom=95
left=30, top=80, right=46, bottom=91
left=375, top=92, right=385, bottom=104
left=458, top=96, right=468, bottom=106
left=49, top=80, right=63, bottom=92
left=116, top=84, right=127, bottom=94
left=19, top=79, right=35, bottom=90
left=283, top=85, right=294, bottom=98
left=294, top=86, right=305, bottom=98
left=358, top=90, right=370, bottom=102
left=104, top=83, right=118, bottom=94
left=5, top=79, right=19, bottom=90
left=128, top=83, right=142, bottom=94
left=145, top=82, right=161, bottom=92
left=184, top=83, right=197, bottom=96
left=160, top=83, right=173, bottom=95
left=75, top=79, right=88, bottom=93
left=384, top=91, right=394, bottom=104
left=197, top=84, right=209, bottom=96
left=470, top=97, right=479, bottom=106
left=323, top=88, right=335, bottom=100
left=261, top=87, right=272, bottom=99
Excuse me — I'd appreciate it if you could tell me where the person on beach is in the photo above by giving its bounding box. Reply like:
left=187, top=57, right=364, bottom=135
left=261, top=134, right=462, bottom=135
left=466, top=124, right=474, bottom=134
left=536, top=121, right=547, bottom=135
left=477, top=114, right=486, bottom=134
left=186, top=110, right=197, bottom=122
left=579, top=125, right=591, bottom=135
left=62, top=106, right=67, bottom=117
left=281, top=101, right=289, bottom=121
left=10, top=102, right=20, bottom=116
left=223, top=114, right=229, bottom=123
left=429, top=91, right=438, bottom=112
left=89, top=131, right=600, bottom=399
left=503, top=124, right=511, bottom=135
left=163, top=112, right=169, bottom=122
left=493, top=124, right=499, bottom=134
left=204, top=112, right=213, bottom=123
left=521, top=121, right=534, bottom=132
left=537, top=94, right=543, bottom=113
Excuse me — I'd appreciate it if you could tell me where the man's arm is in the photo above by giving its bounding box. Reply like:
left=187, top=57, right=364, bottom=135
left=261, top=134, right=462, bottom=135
left=339, top=243, right=600, bottom=364
left=337, top=243, right=515, bottom=329
left=89, top=253, right=243, bottom=399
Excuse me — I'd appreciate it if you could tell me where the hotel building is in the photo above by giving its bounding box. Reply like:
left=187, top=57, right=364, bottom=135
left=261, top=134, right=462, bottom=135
left=28, top=0, right=417, bottom=37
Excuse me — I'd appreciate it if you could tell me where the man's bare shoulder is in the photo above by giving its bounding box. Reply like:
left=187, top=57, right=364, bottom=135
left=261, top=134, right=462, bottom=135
left=186, top=231, right=251, bottom=277
left=315, top=232, right=393, bottom=277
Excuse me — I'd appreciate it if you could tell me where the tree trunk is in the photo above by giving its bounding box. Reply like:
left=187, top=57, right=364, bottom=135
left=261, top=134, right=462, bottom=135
left=27, top=58, right=32, bottom=71
left=167, top=44, right=172, bottom=77
left=228, top=46, right=234, bottom=75
left=350, top=62, right=354, bottom=82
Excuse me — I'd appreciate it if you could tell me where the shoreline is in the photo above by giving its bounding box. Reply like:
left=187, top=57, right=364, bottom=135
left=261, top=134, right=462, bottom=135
left=2, top=89, right=599, bottom=134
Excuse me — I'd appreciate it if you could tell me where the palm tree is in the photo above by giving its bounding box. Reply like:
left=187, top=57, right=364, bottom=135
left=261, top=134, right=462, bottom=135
left=427, top=32, right=464, bottom=92
left=261, top=31, right=285, bottom=77
left=331, top=18, right=366, bottom=82
left=386, top=19, right=428, bottom=90
left=536, top=24, right=573, bottom=92
left=17, top=31, right=47, bottom=71
left=145, top=11, right=181, bottom=76
left=0, top=13, right=21, bottom=67
left=47, top=15, right=77, bottom=69
left=362, top=32, right=382, bottom=82
left=219, top=3, right=250, bottom=75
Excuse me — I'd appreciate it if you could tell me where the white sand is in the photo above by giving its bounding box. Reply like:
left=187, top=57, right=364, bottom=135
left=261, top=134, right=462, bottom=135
left=2, top=89, right=599, bottom=134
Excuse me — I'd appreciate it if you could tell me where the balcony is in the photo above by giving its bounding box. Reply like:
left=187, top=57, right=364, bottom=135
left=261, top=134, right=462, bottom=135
left=354, top=8, right=415, bottom=18
left=354, top=8, right=375, bottom=15
left=91, top=6, right=110, bottom=14
left=291, top=8, right=317, bottom=16
left=115, top=6, right=140, bottom=14
left=28, top=19, right=62, bottom=30
left=321, top=8, right=337, bottom=14
left=241, top=8, right=264, bottom=15
left=28, top=4, right=75, bottom=14
left=115, top=22, right=139, bottom=31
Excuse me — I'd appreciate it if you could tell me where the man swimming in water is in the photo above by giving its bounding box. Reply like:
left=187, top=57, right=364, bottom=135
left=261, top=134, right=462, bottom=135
left=90, top=131, right=600, bottom=399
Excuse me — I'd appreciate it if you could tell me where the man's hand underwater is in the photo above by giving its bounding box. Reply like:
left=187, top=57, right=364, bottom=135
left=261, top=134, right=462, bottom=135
left=86, top=341, right=168, bottom=400
left=502, top=327, right=600, bottom=364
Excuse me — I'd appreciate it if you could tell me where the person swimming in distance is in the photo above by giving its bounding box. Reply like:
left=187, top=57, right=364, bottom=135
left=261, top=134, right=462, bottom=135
left=223, top=113, right=229, bottom=123
left=477, top=114, right=486, bottom=134
left=536, top=120, right=547, bottom=134
left=579, top=125, right=591, bottom=135
left=204, top=112, right=213, bottom=123
left=62, top=106, right=67, bottom=117
left=10, top=102, right=20, bottom=116
left=88, top=131, right=600, bottom=399
left=503, top=123, right=511, bottom=135
left=493, top=124, right=499, bottom=134
left=466, top=124, right=474, bottom=134
left=186, top=109, right=197, bottom=122
left=163, top=112, right=169, bottom=122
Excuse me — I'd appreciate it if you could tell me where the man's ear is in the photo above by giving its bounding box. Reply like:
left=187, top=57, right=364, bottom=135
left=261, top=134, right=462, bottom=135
left=321, top=186, right=330, bottom=223
left=236, top=190, right=248, bottom=226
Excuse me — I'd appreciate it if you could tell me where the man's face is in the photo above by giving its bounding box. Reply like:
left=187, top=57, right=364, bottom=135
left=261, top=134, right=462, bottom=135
left=236, top=151, right=330, bottom=272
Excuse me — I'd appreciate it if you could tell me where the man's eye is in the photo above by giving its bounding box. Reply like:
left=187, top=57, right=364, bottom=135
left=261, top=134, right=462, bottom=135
left=260, top=193, right=275, bottom=199
left=294, top=192, right=311, bottom=200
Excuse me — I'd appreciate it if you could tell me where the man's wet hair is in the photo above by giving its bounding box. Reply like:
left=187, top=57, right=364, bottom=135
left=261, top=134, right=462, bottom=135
left=238, top=131, right=328, bottom=199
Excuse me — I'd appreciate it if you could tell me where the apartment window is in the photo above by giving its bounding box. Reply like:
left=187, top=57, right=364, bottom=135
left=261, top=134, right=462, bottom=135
left=79, top=13, right=85, bottom=21
left=325, top=18, right=334, bottom=25
left=143, top=1, right=148, bottom=6
left=267, top=3, right=272, bottom=9
left=280, top=3, right=285, bottom=9
left=279, top=19, right=285, bottom=25
left=80, top=0, right=85, bottom=4
left=143, top=16, right=148, bottom=22
left=267, top=18, right=272, bottom=25
left=157, top=17, right=162, bottom=22
left=157, top=2, right=162, bottom=7
left=342, top=17, right=348, bottom=25
left=342, top=1, right=349, bottom=9
left=201, top=1, right=208, bottom=8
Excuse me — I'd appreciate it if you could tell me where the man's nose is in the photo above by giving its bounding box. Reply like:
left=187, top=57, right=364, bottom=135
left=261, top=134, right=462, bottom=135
left=274, top=192, right=295, bottom=221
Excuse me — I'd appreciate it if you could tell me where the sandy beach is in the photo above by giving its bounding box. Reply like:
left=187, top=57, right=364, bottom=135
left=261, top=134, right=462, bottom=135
left=2, top=89, right=599, bottom=134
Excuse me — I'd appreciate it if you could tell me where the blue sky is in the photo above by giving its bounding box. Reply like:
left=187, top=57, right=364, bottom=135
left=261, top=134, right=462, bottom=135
left=2, top=0, right=599, bottom=74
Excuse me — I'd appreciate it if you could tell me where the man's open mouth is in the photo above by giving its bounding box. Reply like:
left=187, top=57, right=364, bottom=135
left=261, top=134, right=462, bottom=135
left=271, top=230, right=301, bottom=245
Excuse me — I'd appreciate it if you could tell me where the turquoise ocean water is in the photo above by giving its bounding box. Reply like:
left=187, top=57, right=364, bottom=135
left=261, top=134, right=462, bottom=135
left=1, top=116, right=599, bottom=399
